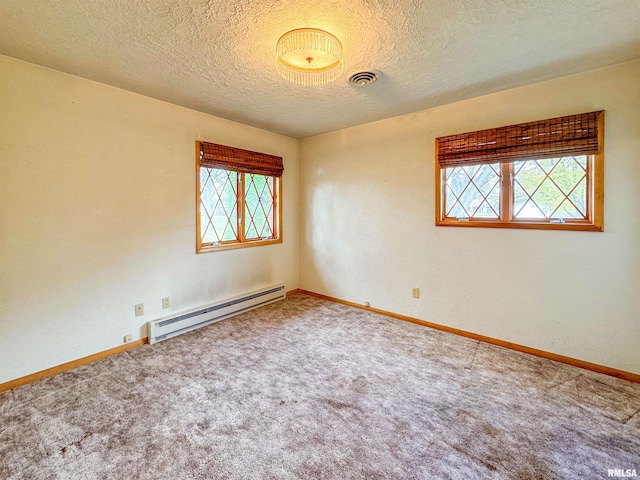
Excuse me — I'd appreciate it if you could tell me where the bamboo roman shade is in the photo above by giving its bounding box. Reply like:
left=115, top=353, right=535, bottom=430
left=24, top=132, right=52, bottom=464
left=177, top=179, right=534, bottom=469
left=199, top=141, right=284, bottom=177
left=436, top=111, right=603, bottom=168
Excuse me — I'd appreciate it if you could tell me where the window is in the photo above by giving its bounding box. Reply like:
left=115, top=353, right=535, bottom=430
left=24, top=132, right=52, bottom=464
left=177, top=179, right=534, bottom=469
left=435, top=111, right=604, bottom=231
left=196, top=141, right=283, bottom=252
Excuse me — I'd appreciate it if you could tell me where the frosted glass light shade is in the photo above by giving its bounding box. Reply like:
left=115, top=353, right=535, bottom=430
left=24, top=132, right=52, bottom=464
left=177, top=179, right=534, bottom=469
left=276, top=28, right=344, bottom=86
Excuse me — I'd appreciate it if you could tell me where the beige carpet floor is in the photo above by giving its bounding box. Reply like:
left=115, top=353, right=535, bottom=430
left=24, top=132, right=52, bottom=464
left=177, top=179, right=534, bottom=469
left=1, top=293, right=639, bottom=479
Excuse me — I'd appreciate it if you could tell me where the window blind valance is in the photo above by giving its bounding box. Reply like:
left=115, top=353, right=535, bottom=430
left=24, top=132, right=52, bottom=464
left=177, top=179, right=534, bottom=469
left=199, top=141, right=284, bottom=177
left=436, top=111, right=603, bottom=168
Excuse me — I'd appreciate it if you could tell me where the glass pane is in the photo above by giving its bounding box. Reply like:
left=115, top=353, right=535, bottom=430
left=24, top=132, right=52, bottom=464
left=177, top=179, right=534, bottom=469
left=200, top=169, right=217, bottom=243
left=554, top=199, right=583, bottom=218
left=531, top=177, right=564, bottom=218
left=514, top=156, right=588, bottom=220
left=569, top=177, right=587, bottom=216
left=447, top=166, right=473, bottom=197
left=517, top=199, right=546, bottom=219
left=513, top=161, right=546, bottom=196
left=245, top=174, right=275, bottom=239
left=574, top=155, right=588, bottom=170
left=513, top=180, right=530, bottom=218
left=549, top=157, right=587, bottom=195
left=535, top=158, right=560, bottom=174
left=447, top=199, right=469, bottom=218
left=199, top=168, right=238, bottom=243
left=444, top=164, right=500, bottom=218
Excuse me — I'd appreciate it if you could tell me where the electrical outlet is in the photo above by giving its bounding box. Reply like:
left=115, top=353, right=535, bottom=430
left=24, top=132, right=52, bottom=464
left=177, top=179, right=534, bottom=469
left=162, top=297, right=170, bottom=309
left=123, top=334, right=133, bottom=343
left=135, top=303, right=144, bottom=316
left=412, top=288, right=420, bottom=299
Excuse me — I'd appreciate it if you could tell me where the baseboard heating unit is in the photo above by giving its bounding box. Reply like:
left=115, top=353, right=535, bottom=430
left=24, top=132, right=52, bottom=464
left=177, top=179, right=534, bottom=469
left=148, top=284, right=285, bottom=344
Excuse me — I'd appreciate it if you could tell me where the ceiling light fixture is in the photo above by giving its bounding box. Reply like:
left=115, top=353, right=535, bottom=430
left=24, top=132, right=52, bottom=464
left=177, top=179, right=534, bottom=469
left=276, top=28, right=343, bottom=86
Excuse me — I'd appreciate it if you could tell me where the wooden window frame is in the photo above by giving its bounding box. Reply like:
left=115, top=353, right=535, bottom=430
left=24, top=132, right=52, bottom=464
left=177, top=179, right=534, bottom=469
left=196, top=142, right=283, bottom=253
left=435, top=112, right=604, bottom=232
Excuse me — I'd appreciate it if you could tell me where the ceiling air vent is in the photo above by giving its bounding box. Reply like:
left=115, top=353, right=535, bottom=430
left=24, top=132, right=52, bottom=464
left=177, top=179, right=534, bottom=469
left=347, top=70, right=379, bottom=86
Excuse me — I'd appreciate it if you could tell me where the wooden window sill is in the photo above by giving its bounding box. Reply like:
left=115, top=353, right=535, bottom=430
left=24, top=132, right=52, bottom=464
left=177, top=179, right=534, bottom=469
left=197, top=238, right=283, bottom=253
left=436, top=220, right=603, bottom=232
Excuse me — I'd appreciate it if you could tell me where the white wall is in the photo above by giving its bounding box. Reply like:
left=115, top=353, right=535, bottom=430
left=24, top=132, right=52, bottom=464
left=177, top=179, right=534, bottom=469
left=0, top=55, right=299, bottom=383
left=299, top=60, right=640, bottom=374
left=2, top=54, right=638, bottom=384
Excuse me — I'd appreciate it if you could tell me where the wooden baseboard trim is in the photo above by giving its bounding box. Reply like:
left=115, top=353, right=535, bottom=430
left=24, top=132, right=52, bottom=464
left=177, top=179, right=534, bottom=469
left=299, top=289, right=640, bottom=384
left=3, top=292, right=637, bottom=389
left=0, top=338, right=148, bottom=393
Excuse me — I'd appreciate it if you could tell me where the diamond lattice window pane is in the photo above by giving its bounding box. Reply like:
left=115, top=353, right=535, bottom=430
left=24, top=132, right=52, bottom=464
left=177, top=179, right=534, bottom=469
left=535, top=157, right=560, bottom=174
left=513, top=161, right=546, bottom=196
left=531, top=177, right=564, bottom=217
left=554, top=199, right=583, bottom=218
left=447, top=166, right=476, bottom=198
left=445, top=164, right=500, bottom=218
left=517, top=199, right=546, bottom=219
left=445, top=186, right=469, bottom=218
left=245, top=174, right=275, bottom=240
left=200, top=169, right=217, bottom=243
left=514, top=156, right=588, bottom=220
left=199, top=168, right=238, bottom=243
left=513, top=180, right=532, bottom=218
left=574, top=155, right=588, bottom=169
left=569, top=177, right=587, bottom=216
left=549, top=157, right=587, bottom=196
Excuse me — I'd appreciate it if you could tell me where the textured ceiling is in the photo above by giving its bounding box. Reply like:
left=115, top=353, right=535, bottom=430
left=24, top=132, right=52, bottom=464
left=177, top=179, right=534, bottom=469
left=1, top=0, right=639, bottom=138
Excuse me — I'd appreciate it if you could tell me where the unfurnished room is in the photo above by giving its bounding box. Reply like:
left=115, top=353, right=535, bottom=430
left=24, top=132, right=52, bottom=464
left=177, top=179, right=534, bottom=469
left=1, top=1, right=639, bottom=479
